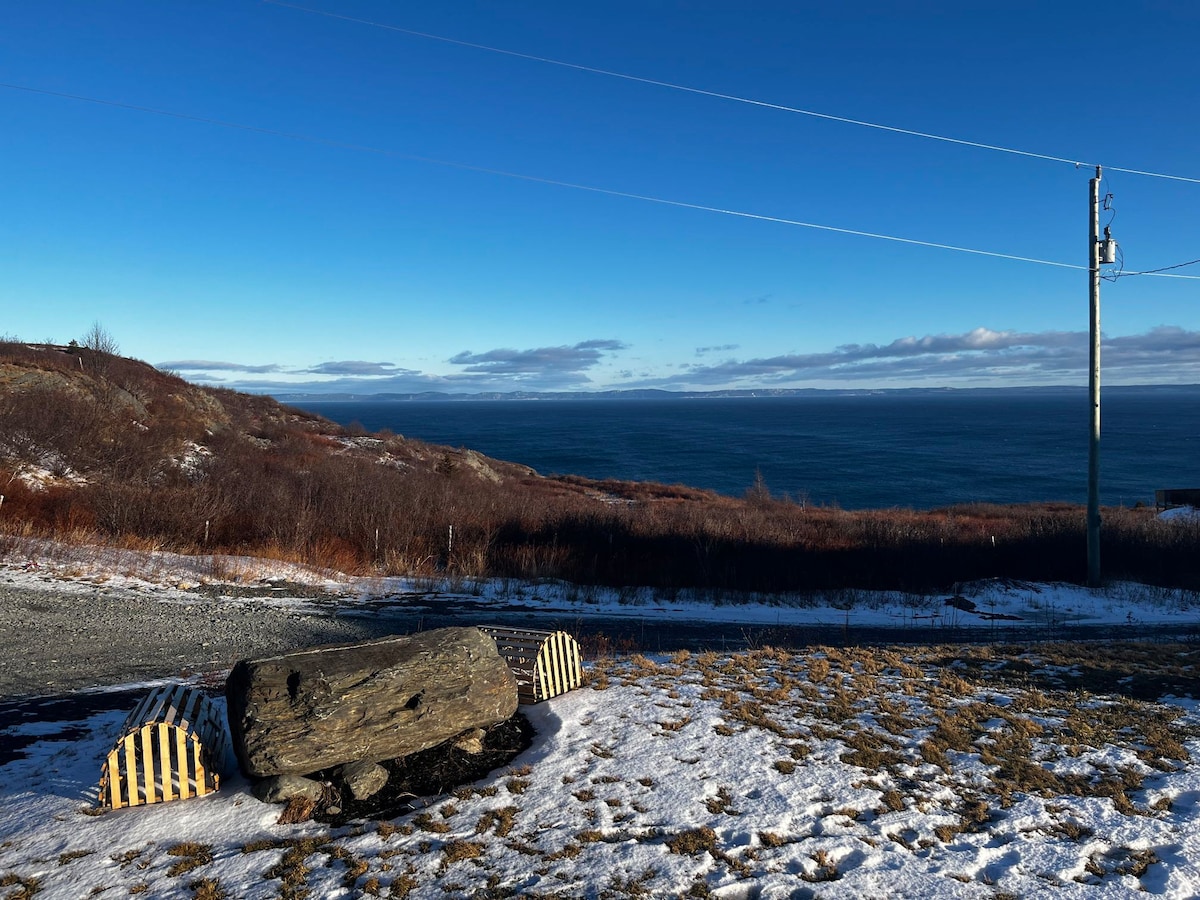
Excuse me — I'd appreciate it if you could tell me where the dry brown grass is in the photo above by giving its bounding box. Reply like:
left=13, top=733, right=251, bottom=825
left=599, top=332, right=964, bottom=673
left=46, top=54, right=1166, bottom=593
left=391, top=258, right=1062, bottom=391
left=802, top=848, right=841, bottom=883
left=260, top=836, right=330, bottom=900
left=440, top=840, right=485, bottom=867
left=6, top=341, right=1199, bottom=593
left=840, top=730, right=906, bottom=770
left=165, top=843, right=213, bottom=878
left=189, top=877, right=227, bottom=900
left=275, top=796, right=315, bottom=825
left=475, top=806, right=518, bottom=838
left=667, top=827, right=718, bottom=856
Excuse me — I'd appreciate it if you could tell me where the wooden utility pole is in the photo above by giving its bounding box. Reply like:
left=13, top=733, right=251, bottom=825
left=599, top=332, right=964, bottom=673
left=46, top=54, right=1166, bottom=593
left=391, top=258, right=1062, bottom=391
left=1087, top=165, right=1102, bottom=587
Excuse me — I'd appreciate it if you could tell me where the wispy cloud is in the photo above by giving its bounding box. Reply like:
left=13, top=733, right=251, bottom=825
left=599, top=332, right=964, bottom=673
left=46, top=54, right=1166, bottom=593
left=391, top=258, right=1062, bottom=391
left=448, top=340, right=627, bottom=385
left=157, top=359, right=282, bottom=373
left=168, top=327, right=1200, bottom=397
left=619, top=326, right=1200, bottom=389
left=304, top=361, right=416, bottom=377
left=190, top=338, right=630, bottom=395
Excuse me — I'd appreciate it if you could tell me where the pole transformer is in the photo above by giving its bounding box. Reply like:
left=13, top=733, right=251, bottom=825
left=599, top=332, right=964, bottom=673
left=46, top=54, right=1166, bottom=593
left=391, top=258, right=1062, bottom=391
left=1087, top=166, right=1102, bottom=587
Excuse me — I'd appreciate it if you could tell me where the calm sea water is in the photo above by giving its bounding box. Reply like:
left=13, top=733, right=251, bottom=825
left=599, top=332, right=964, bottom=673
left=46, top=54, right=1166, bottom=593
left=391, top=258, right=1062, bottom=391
left=295, top=388, right=1200, bottom=510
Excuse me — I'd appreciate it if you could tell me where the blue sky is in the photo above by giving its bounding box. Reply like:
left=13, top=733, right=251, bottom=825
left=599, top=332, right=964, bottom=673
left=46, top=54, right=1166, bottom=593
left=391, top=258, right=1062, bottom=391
left=3, top=1, right=1198, bottom=394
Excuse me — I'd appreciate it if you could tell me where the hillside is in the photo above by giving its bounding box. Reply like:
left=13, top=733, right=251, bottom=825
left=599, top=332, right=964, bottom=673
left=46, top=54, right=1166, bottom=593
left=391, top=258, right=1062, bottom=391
left=0, top=340, right=720, bottom=575
left=1, top=340, right=1196, bottom=593
left=0, top=340, right=542, bottom=485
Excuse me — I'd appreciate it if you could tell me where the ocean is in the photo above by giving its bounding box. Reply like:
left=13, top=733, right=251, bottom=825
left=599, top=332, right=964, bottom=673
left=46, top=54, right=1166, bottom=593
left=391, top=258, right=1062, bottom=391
left=294, top=387, right=1200, bottom=510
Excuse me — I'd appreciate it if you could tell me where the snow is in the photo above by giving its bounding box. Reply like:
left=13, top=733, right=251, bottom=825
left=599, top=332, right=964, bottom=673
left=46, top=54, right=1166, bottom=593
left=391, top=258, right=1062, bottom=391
left=1159, top=505, right=1200, bottom=523
left=4, top=534, right=1199, bottom=629
left=3, top=540, right=1200, bottom=897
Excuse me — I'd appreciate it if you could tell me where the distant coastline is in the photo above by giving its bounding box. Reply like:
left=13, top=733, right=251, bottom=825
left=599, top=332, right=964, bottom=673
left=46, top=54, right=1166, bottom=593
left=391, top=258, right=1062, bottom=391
left=288, top=387, right=1200, bottom=508
left=275, top=383, right=1200, bottom=404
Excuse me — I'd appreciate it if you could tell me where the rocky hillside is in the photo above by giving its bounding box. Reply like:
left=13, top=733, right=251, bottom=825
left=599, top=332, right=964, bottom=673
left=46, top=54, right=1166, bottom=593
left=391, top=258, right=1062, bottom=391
left=2, top=340, right=1192, bottom=592
left=0, top=340, right=720, bottom=583
left=0, top=341, right=539, bottom=493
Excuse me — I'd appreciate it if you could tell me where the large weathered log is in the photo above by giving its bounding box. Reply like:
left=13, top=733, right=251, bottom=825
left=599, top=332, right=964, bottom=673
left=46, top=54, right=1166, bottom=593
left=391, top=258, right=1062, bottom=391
left=225, top=627, right=517, bottom=778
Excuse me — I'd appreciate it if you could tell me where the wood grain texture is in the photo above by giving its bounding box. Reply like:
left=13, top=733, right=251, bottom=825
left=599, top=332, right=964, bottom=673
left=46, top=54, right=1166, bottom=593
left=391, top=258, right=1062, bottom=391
left=225, top=627, right=518, bottom=778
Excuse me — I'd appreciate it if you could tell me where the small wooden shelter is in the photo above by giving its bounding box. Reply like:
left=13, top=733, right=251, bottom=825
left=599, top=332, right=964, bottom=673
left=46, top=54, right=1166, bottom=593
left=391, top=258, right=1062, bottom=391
left=98, top=684, right=229, bottom=810
left=1156, top=488, right=1200, bottom=510
left=479, top=626, right=583, bottom=704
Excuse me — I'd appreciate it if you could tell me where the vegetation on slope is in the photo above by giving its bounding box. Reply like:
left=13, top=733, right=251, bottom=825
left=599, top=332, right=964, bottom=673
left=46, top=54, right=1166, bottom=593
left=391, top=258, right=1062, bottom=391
left=1, top=336, right=1196, bottom=592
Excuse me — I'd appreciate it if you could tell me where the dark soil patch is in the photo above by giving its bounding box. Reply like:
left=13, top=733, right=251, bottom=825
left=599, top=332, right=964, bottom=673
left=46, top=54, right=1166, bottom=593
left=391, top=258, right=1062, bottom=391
left=312, top=712, right=534, bottom=825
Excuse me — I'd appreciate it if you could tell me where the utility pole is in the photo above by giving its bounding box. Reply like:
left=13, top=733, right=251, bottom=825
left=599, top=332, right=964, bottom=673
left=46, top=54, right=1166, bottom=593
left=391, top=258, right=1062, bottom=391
left=1087, top=165, right=1102, bottom=587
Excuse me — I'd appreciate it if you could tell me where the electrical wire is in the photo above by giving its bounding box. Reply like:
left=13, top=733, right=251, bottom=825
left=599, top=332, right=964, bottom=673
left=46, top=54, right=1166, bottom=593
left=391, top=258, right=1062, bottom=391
left=0, top=81, right=1086, bottom=272
left=1102, top=244, right=1124, bottom=283
left=1099, top=173, right=1120, bottom=282
left=5, top=80, right=1199, bottom=279
left=1117, top=258, right=1200, bottom=278
left=263, top=0, right=1200, bottom=186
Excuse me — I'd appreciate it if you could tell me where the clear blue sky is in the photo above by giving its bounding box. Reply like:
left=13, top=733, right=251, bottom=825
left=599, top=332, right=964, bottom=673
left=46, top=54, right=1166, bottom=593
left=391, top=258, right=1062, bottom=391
left=3, top=1, right=1198, bottom=394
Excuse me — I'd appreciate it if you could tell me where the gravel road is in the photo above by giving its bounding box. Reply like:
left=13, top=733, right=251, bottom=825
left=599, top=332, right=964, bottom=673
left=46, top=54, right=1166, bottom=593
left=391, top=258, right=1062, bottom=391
left=7, top=578, right=1198, bottom=702
left=0, top=582, right=398, bottom=699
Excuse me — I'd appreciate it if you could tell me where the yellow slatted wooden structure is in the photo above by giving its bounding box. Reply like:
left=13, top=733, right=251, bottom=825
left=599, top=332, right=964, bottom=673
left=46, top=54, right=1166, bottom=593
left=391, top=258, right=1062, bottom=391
left=97, top=684, right=229, bottom=810
left=479, top=626, right=583, bottom=704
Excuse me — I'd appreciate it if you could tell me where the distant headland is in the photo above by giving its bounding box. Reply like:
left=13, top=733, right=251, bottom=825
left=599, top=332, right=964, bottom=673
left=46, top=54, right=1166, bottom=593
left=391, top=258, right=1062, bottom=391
left=276, top=384, right=1199, bottom=403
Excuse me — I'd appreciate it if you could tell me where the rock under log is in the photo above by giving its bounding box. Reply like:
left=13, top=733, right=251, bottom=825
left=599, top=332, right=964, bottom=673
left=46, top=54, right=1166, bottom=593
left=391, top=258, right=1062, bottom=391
left=225, top=627, right=517, bottom=778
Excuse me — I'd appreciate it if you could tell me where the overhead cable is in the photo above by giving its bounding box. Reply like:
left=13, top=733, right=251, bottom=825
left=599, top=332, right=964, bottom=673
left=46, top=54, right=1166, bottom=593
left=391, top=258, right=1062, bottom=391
left=264, top=0, right=1200, bottom=186
left=4, top=81, right=1199, bottom=279
left=1117, top=258, right=1200, bottom=278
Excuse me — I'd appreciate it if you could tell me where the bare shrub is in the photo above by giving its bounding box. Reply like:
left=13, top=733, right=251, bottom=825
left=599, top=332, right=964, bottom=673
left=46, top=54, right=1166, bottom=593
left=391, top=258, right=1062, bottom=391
left=3, top=338, right=1197, bottom=592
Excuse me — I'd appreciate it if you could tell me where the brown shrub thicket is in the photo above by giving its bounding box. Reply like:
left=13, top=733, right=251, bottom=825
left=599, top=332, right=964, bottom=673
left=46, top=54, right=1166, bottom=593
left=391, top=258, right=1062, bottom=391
left=1, top=340, right=1197, bottom=591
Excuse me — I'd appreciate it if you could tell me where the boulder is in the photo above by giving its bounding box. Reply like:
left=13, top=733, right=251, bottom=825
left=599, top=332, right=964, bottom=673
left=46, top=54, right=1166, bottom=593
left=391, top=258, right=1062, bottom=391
left=252, top=774, right=324, bottom=805
left=226, top=627, right=517, bottom=778
left=453, top=728, right=488, bottom=755
left=339, top=760, right=389, bottom=800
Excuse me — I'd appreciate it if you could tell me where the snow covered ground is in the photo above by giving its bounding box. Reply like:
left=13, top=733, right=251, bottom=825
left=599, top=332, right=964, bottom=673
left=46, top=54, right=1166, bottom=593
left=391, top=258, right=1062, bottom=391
left=2, top=532, right=1200, bottom=898
left=3, top=531, right=1199, bottom=633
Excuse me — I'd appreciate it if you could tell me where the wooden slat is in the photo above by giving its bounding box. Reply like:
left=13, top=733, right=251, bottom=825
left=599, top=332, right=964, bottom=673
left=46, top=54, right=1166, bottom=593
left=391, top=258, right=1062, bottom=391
left=554, top=634, right=568, bottom=697
left=497, top=648, right=541, bottom=660
left=571, top=635, right=582, bottom=683
left=564, top=631, right=581, bottom=688
left=175, top=725, right=191, bottom=800
left=183, top=687, right=204, bottom=735
left=481, top=625, right=552, bottom=638
left=105, top=753, right=122, bottom=809
left=140, top=688, right=170, bottom=727
left=566, top=633, right=577, bottom=691
left=139, top=726, right=157, bottom=805
left=540, top=641, right=558, bottom=699
left=536, top=644, right=551, bottom=702
left=192, top=739, right=208, bottom=797
left=158, top=722, right=174, bottom=802
left=98, top=685, right=232, bottom=809
left=482, top=626, right=582, bottom=703
left=552, top=632, right=568, bottom=694
left=123, top=733, right=139, bottom=807
left=552, top=632, right=567, bottom=695
left=124, top=693, right=153, bottom=731
left=166, top=684, right=189, bottom=733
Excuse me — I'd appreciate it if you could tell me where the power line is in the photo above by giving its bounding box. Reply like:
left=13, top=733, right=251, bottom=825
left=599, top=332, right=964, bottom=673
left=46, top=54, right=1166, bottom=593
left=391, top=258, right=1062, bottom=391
left=1117, top=258, right=1200, bottom=278
left=4, top=81, right=1199, bottom=280
left=265, top=0, right=1200, bottom=186
left=0, top=81, right=1081, bottom=271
